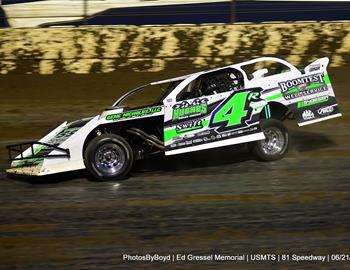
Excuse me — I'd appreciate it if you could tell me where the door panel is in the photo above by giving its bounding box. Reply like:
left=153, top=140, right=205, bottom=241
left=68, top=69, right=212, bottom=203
left=164, top=88, right=265, bottom=155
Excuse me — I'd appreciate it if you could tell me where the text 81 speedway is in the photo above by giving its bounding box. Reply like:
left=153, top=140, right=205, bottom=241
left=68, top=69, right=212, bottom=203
left=6, top=57, right=342, bottom=180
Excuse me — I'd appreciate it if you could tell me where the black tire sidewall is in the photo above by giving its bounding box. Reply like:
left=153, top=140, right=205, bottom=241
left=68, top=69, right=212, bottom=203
left=253, top=119, right=289, bottom=162
left=84, top=134, right=133, bottom=181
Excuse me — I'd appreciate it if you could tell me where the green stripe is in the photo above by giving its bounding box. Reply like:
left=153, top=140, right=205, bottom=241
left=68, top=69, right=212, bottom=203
left=286, top=88, right=298, bottom=94
left=265, top=93, right=283, bottom=101
left=176, top=125, right=203, bottom=134
left=265, top=87, right=298, bottom=101
left=15, top=145, right=45, bottom=168
left=324, top=74, right=331, bottom=85
left=306, top=83, right=324, bottom=89
left=297, top=98, right=328, bottom=108
left=164, top=128, right=178, bottom=143
left=34, top=145, right=45, bottom=154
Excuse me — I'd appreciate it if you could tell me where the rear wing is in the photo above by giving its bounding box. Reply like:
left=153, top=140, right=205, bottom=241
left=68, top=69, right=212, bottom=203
left=304, top=57, right=329, bottom=74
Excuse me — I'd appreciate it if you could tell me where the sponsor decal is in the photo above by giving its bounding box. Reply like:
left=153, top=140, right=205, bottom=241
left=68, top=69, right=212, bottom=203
left=317, top=105, right=334, bottom=116
left=175, top=119, right=204, bottom=134
left=279, top=73, right=327, bottom=100
left=106, top=106, right=162, bottom=120
left=309, top=64, right=321, bottom=72
left=172, top=98, right=208, bottom=121
left=279, top=73, right=324, bottom=92
left=197, top=130, right=211, bottom=137
left=49, top=127, right=80, bottom=145
left=14, top=145, right=47, bottom=168
left=302, top=110, right=315, bottom=121
left=297, top=95, right=329, bottom=108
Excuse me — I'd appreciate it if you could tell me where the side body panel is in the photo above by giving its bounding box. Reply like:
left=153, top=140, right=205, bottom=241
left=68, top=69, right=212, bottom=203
left=162, top=57, right=300, bottom=155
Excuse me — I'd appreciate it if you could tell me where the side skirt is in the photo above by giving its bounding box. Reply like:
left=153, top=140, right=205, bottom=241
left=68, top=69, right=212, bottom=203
left=165, top=132, right=265, bottom=156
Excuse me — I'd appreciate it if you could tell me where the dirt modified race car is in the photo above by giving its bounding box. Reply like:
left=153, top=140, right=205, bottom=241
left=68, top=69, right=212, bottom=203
left=6, top=57, right=341, bottom=180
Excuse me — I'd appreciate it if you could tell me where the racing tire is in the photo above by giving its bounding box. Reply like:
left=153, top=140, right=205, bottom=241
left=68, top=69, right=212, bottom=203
left=84, top=134, right=133, bottom=181
left=251, top=119, right=289, bottom=162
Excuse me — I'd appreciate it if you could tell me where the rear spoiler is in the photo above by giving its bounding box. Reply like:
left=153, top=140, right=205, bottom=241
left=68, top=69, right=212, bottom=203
left=304, top=57, right=329, bottom=74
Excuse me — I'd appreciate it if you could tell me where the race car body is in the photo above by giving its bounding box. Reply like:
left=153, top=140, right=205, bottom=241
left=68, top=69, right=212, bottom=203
left=6, top=57, right=341, bottom=180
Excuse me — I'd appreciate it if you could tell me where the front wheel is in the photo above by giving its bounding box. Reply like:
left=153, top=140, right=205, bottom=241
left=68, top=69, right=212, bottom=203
left=84, top=134, right=133, bottom=181
left=251, top=119, right=289, bottom=162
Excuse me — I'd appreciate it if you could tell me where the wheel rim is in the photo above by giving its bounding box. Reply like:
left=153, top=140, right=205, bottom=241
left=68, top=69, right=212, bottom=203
left=94, top=143, right=126, bottom=176
left=261, top=127, right=286, bottom=155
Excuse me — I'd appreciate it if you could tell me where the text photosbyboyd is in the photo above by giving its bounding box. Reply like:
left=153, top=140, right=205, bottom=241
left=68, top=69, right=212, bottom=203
left=122, top=253, right=350, bottom=263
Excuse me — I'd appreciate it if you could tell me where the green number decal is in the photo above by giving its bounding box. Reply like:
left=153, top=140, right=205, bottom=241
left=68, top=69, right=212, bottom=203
left=209, top=91, right=251, bottom=131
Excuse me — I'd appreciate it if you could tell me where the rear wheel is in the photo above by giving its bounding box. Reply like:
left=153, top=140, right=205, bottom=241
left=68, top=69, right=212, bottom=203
left=84, top=134, right=133, bottom=181
left=251, top=119, right=289, bottom=161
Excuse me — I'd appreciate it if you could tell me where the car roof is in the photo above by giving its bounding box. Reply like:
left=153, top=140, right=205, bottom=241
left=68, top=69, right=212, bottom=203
left=150, top=57, right=297, bottom=85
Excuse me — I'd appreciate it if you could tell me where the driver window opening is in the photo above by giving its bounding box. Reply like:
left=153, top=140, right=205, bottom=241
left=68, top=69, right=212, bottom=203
left=116, top=80, right=182, bottom=109
left=177, top=68, right=244, bottom=101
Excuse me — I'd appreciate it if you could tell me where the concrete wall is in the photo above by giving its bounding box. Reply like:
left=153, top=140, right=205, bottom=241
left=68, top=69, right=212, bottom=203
left=0, top=22, right=349, bottom=75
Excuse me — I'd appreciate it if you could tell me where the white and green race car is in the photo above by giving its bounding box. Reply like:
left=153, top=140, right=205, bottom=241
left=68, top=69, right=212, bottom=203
left=6, top=57, right=341, bottom=180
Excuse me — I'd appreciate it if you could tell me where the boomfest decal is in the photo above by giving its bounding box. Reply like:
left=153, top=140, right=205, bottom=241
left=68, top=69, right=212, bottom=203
left=279, top=73, right=328, bottom=101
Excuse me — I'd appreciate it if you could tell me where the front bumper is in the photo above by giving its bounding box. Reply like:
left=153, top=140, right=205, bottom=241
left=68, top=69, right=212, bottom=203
left=6, top=141, right=70, bottom=176
left=6, top=165, right=42, bottom=176
left=6, top=141, right=70, bottom=162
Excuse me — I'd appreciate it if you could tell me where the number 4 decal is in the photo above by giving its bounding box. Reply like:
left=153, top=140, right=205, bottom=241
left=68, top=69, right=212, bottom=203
left=209, top=90, right=254, bottom=132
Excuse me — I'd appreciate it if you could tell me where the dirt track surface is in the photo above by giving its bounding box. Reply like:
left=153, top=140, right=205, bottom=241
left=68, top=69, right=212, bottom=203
left=1, top=146, right=350, bottom=269
left=0, top=67, right=349, bottom=269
